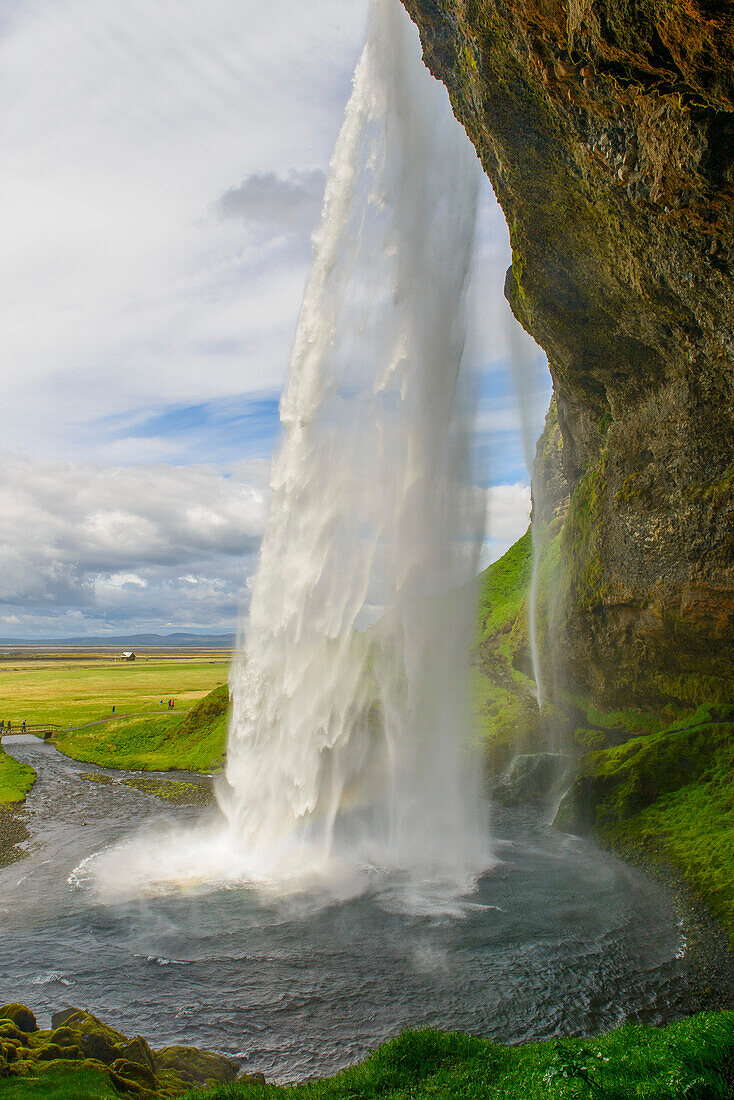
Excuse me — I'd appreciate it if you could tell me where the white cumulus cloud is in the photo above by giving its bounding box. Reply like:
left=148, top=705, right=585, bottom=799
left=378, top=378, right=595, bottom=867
left=0, top=453, right=269, bottom=636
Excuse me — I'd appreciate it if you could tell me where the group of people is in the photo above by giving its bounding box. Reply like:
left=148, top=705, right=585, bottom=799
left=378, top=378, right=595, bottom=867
left=0, top=719, right=26, bottom=732
left=160, top=698, right=176, bottom=709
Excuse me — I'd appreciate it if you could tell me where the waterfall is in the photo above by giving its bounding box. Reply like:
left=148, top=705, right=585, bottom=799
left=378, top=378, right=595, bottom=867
left=219, top=0, right=488, bottom=901
left=84, top=0, right=490, bottom=910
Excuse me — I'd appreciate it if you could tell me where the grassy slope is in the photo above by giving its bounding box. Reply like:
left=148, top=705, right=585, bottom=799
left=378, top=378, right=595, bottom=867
left=471, top=530, right=544, bottom=770
left=0, top=1067, right=118, bottom=1099
left=558, top=705, right=734, bottom=934
left=189, top=1016, right=734, bottom=1100
left=0, top=744, right=35, bottom=803
left=53, top=683, right=230, bottom=773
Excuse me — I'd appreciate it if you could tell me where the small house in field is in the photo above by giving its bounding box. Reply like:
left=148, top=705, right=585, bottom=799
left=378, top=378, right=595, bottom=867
left=120, top=651, right=136, bottom=661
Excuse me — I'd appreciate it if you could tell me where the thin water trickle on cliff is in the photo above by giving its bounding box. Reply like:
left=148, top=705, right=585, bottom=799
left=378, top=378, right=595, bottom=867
left=506, top=317, right=546, bottom=707
left=86, top=0, right=488, bottom=910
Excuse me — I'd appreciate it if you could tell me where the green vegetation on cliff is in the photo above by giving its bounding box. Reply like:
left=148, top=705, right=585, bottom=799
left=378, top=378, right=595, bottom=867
left=475, top=521, right=734, bottom=939
left=557, top=704, right=734, bottom=935
left=472, top=530, right=544, bottom=771
left=53, top=683, right=230, bottom=773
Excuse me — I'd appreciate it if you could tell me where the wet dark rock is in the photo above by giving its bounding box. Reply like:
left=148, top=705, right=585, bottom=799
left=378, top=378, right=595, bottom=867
left=0, top=807, right=29, bottom=870
left=491, top=752, right=571, bottom=807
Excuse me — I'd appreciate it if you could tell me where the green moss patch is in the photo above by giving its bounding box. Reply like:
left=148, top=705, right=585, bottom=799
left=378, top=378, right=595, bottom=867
left=557, top=705, right=734, bottom=934
left=0, top=1005, right=238, bottom=1098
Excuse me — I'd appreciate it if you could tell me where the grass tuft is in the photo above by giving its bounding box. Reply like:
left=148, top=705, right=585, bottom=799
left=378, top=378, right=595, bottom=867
left=186, top=1014, right=734, bottom=1099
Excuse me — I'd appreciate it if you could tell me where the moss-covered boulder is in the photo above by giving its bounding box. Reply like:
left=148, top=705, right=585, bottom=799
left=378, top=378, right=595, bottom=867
left=155, top=1044, right=240, bottom=1085
left=120, top=1036, right=157, bottom=1073
left=0, top=1004, right=38, bottom=1034
left=0, top=1002, right=254, bottom=1095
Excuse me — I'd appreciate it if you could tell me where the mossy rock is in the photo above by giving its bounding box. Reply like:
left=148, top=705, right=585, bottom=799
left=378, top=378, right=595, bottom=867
left=35, top=1043, right=69, bottom=1062
left=57, top=1009, right=127, bottom=1066
left=120, top=1036, right=156, bottom=1073
left=0, top=1022, right=29, bottom=1045
left=110, top=1056, right=158, bottom=1090
left=6, top=1058, right=35, bottom=1077
left=0, top=1004, right=38, bottom=1034
left=51, top=1008, right=83, bottom=1030
left=155, top=1044, right=239, bottom=1085
left=237, top=1069, right=267, bottom=1085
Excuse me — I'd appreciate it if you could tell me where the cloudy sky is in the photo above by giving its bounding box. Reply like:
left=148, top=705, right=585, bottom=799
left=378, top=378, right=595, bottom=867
left=0, top=0, right=550, bottom=638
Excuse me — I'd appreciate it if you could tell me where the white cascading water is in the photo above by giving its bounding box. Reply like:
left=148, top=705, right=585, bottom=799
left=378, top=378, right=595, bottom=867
left=221, top=0, right=487, bottom=894
left=83, top=0, right=490, bottom=909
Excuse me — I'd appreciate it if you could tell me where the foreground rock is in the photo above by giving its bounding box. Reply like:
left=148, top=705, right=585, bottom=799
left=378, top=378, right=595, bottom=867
left=0, top=1003, right=260, bottom=1096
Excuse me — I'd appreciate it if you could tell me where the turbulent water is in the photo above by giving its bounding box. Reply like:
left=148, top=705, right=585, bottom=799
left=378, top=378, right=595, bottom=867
left=1, top=738, right=692, bottom=1082
left=219, top=0, right=486, bottom=902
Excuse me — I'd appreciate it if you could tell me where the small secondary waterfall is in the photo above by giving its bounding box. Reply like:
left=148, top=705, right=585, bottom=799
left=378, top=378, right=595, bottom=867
left=506, top=316, right=545, bottom=707
left=219, top=0, right=488, bottom=899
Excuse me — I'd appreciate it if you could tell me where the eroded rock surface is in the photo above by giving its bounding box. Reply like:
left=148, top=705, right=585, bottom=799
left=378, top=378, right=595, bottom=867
left=401, top=0, right=734, bottom=709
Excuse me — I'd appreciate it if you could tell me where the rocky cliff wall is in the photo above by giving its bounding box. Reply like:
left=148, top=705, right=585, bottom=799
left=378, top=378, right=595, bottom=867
left=401, top=0, right=734, bottom=709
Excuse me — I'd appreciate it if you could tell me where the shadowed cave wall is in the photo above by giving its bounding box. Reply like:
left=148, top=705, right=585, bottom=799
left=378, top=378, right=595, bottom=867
left=401, top=0, right=734, bottom=709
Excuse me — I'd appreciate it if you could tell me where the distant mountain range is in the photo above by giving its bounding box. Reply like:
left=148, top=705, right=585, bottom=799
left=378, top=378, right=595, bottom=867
left=0, top=632, right=236, bottom=648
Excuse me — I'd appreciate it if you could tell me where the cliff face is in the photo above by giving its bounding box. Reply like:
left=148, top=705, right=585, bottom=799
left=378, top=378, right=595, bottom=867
left=401, top=0, right=734, bottom=709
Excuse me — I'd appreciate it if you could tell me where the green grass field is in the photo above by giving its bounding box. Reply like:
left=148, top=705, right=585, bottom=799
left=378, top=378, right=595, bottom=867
left=0, top=653, right=230, bottom=797
left=53, top=683, right=230, bottom=773
left=0, top=655, right=229, bottom=730
left=0, top=1067, right=118, bottom=1099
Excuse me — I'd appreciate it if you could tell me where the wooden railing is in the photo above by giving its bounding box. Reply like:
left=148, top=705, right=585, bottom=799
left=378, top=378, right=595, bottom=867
left=2, top=723, right=60, bottom=739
